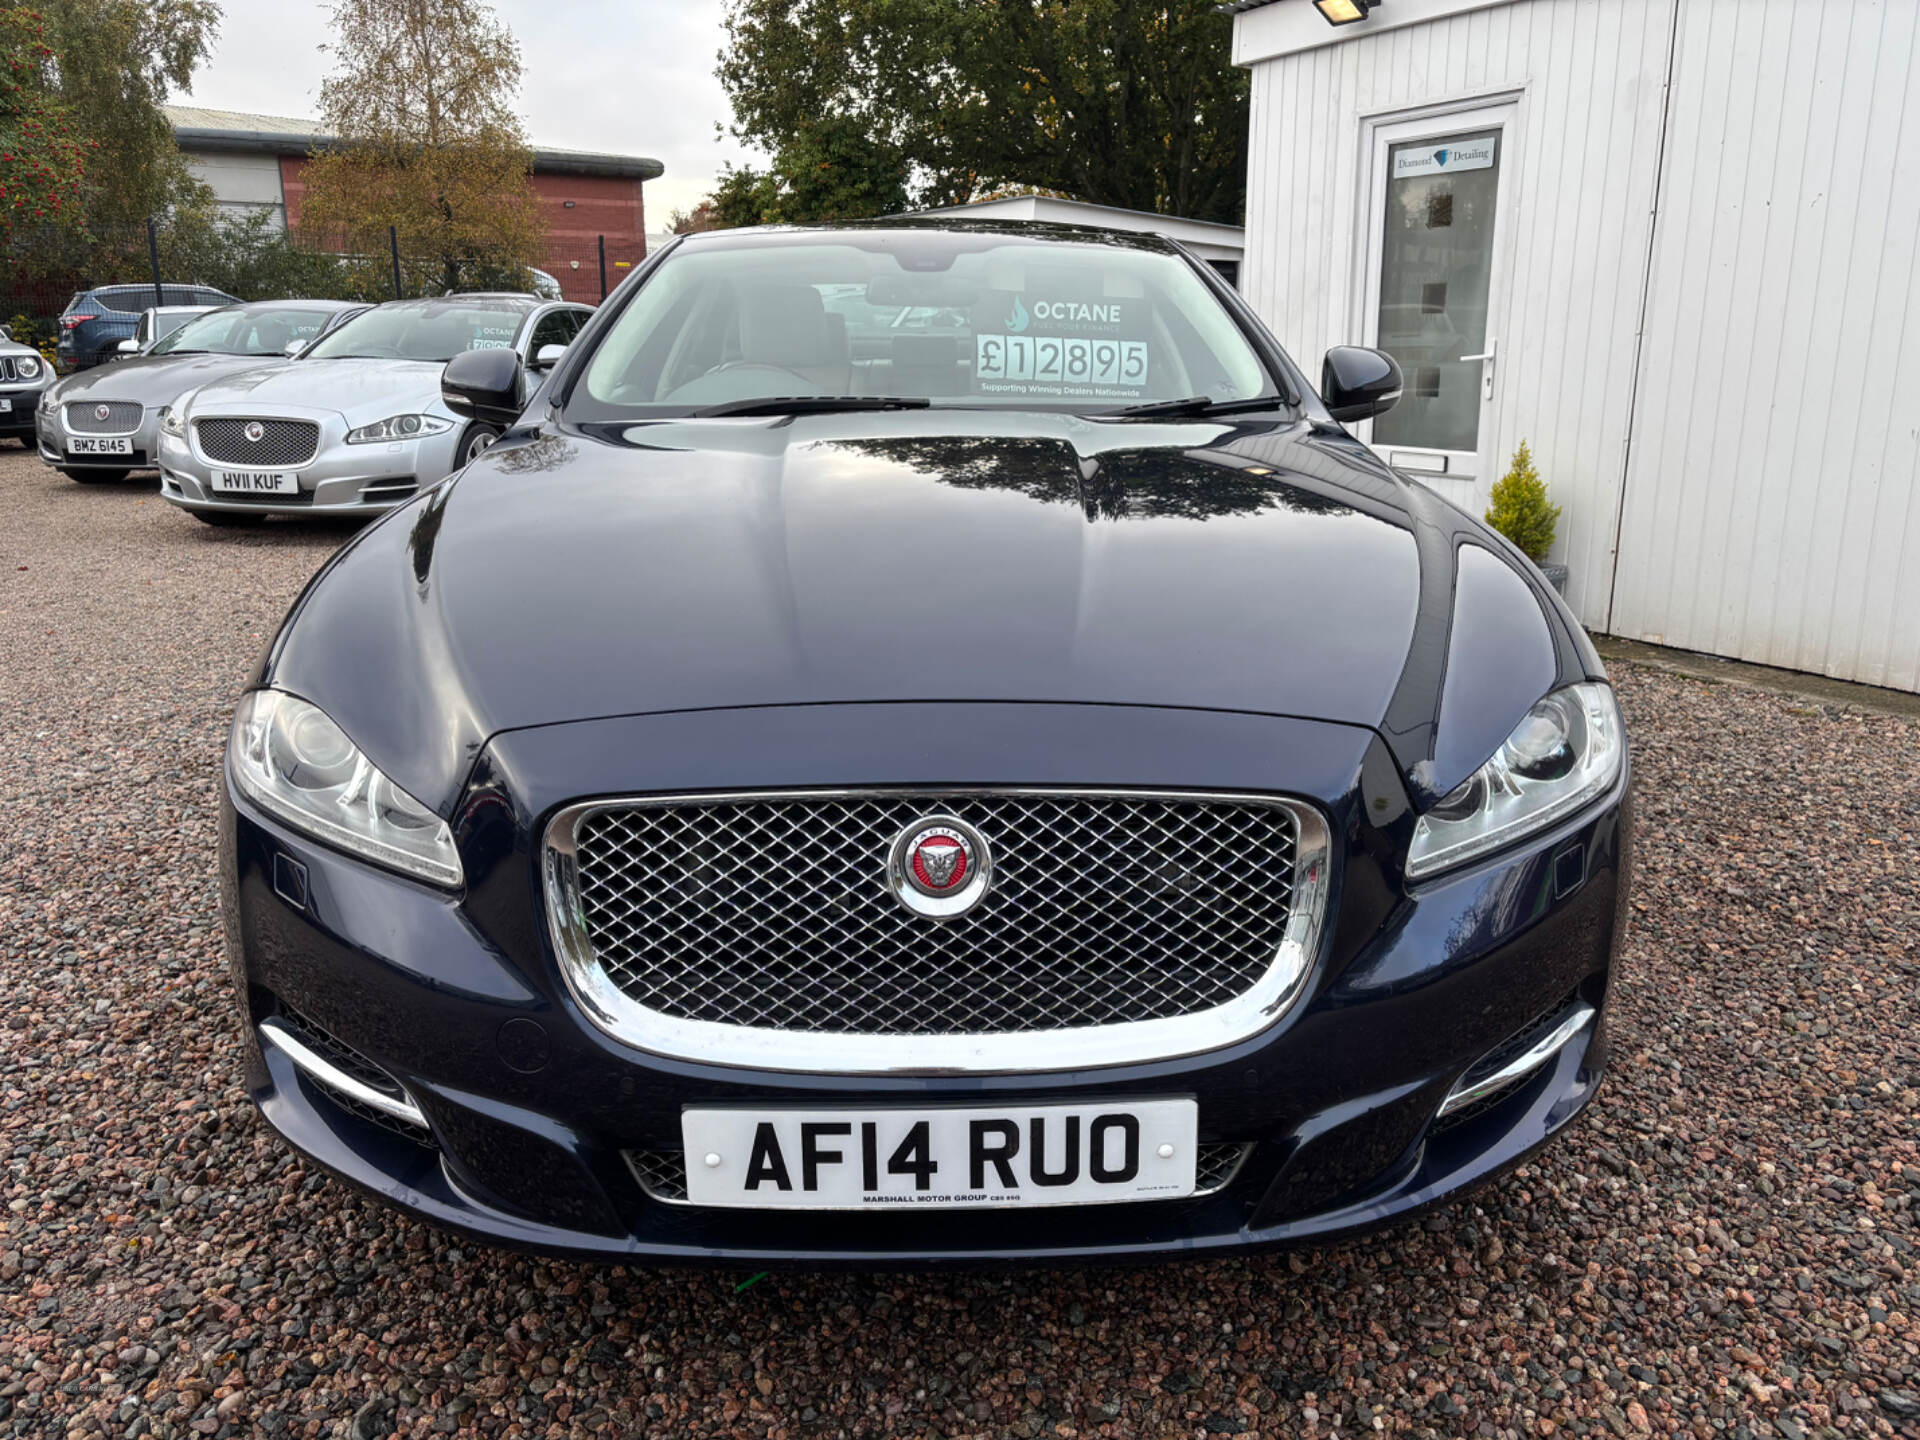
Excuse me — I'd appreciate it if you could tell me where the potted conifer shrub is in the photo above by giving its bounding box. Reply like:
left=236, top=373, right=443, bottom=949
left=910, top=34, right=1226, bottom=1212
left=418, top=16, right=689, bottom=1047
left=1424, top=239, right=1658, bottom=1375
left=1485, top=441, right=1567, bottom=594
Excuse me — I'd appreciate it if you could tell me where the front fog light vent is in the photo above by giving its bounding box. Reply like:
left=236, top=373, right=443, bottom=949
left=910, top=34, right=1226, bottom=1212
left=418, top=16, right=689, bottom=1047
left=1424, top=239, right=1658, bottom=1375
left=260, top=1008, right=433, bottom=1145
left=1435, top=995, right=1596, bottom=1131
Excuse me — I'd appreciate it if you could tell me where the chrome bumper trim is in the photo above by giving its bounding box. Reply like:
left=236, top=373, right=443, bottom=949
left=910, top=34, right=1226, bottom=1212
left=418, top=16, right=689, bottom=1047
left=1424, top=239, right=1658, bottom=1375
left=259, top=1017, right=429, bottom=1128
left=1437, top=1002, right=1597, bottom=1117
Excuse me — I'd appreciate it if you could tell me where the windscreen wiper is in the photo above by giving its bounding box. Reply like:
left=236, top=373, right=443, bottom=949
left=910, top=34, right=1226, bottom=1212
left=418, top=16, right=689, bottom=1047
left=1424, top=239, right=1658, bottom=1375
left=690, top=395, right=932, bottom=418
left=1098, top=395, right=1287, bottom=420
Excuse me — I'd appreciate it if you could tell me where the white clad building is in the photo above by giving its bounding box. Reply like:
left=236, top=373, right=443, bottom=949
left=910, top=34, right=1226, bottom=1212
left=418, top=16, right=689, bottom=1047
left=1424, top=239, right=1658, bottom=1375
left=1229, top=0, right=1920, bottom=692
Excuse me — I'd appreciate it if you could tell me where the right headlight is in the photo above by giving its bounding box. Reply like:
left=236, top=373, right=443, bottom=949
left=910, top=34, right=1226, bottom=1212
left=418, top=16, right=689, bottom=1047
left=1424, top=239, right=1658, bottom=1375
left=160, top=404, right=186, bottom=438
left=16, top=354, right=42, bottom=380
left=228, top=690, right=463, bottom=888
left=1406, top=682, right=1624, bottom=880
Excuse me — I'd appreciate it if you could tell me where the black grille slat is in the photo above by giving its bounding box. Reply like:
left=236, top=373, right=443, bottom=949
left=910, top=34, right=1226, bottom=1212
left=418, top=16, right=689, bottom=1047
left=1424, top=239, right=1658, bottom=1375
left=196, top=417, right=320, bottom=467
left=65, top=400, right=141, bottom=434
left=572, top=793, right=1298, bottom=1037
left=624, top=1140, right=1252, bottom=1205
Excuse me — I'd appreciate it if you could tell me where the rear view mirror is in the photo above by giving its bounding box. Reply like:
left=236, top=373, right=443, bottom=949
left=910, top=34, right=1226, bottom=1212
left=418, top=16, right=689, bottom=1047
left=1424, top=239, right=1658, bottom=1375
left=442, top=347, right=525, bottom=427
left=1320, top=346, right=1403, bottom=423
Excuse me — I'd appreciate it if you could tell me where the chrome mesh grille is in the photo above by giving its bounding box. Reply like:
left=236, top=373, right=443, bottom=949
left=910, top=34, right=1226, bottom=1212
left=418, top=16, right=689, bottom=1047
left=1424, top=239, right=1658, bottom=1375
left=566, top=791, right=1301, bottom=1038
left=195, top=417, right=320, bottom=466
left=65, top=400, right=141, bottom=434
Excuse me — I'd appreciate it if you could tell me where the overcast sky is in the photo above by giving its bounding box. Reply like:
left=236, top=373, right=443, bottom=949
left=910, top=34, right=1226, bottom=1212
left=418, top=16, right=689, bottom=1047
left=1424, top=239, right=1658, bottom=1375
left=177, top=0, right=759, bottom=225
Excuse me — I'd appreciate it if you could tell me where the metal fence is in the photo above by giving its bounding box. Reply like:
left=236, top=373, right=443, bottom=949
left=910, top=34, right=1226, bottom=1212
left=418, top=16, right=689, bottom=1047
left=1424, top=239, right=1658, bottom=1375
left=3, top=216, right=649, bottom=363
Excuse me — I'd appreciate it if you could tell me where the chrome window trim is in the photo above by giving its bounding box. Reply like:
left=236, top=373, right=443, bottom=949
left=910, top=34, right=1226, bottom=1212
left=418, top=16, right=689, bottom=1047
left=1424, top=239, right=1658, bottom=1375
left=259, top=1017, right=430, bottom=1129
left=1436, top=1002, right=1596, bottom=1117
left=544, top=787, right=1332, bottom=1076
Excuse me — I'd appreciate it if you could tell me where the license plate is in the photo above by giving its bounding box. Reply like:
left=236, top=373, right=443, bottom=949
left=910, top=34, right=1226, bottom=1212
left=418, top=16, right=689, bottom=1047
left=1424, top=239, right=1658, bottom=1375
left=68, top=436, right=131, bottom=455
left=211, top=470, right=298, bottom=494
left=681, top=1099, right=1197, bottom=1210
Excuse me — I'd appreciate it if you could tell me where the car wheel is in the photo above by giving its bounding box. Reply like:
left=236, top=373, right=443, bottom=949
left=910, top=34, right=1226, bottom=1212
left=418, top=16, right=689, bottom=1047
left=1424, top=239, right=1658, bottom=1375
left=62, top=467, right=130, bottom=484
left=193, top=510, right=264, bottom=527
left=456, top=423, right=501, bottom=468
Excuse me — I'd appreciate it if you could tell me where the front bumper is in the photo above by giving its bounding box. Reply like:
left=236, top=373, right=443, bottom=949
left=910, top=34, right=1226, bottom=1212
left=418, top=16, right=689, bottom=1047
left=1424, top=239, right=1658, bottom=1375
left=157, top=412, right=462, bottom=518
left=2, top=380, right=52, bottom=437
left=36, top=402, right=161, bottom=469
left=221, top=702, right=1630, bottom=1266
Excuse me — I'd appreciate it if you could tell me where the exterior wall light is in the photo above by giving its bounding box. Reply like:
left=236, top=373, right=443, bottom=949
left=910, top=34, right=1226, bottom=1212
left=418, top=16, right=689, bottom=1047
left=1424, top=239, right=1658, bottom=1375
left=1314, top=0, right=1374, bottom=23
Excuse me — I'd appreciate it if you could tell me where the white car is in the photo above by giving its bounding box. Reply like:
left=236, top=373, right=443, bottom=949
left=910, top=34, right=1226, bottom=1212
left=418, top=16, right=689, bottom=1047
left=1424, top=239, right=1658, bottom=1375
left=116, top=305, right=220, bottom=358
left=156, top=295, right=591, bottom=525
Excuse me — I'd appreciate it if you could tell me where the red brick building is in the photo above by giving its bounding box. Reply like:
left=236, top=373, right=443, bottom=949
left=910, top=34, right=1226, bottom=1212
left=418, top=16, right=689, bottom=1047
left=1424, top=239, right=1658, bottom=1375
left=165, top=106, right=663, bottom=304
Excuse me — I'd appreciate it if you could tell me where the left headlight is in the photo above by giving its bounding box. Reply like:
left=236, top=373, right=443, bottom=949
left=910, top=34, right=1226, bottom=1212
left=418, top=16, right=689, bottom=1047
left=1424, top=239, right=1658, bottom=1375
left=228, top=690, right=463, bottom=888
left=346, top=413, right=454, bottom=444
left=1406, top=682, right=1624, bottom=880
left=16, top=354, right=41, bottom=380
left=160, top=405, right=186, bottom=437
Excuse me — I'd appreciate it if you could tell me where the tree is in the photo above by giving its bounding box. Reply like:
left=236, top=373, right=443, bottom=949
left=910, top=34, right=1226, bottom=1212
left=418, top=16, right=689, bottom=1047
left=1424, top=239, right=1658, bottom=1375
left=39, top=0, right=220, bottom=230
left=715, top=0, right=1249, bottom=224
left=1485, top=441, right=1561, bottom=565
left=298, top=0, right=546, bottom=295
left=0, top=5, right=88, bottom=251
left=707, top=113, right=909, bottom=228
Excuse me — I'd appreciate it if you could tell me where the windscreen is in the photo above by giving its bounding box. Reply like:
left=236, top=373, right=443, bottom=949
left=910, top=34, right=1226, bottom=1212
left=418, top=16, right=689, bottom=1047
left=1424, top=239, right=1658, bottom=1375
left=149, top=306, right=331, bottom=356
left=304, top=302, right=529, bottom=363
left=573, top=232, right=1274, bottom=415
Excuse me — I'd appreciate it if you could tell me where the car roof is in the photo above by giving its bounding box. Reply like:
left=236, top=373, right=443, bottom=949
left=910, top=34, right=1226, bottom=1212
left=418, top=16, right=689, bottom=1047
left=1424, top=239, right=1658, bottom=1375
left=371, top=294, right=541, bottom=310
left=226, top=298, right=364, bottom=312
left=675, top=216, right=1187, bottom=255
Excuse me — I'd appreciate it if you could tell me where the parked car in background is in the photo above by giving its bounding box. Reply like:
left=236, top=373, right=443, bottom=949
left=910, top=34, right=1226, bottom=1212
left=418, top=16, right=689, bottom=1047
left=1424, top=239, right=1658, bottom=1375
left=39, top=301, right=369, bottom=485
left=157, top=294, right=591, bottom=524
left=57, top=284, right=241, bottom=370
left=115, top=305, right=220, bottom=358
left=219, top=221, right=1630, bottom=1264
left=0, top=329, right=54, bottom=447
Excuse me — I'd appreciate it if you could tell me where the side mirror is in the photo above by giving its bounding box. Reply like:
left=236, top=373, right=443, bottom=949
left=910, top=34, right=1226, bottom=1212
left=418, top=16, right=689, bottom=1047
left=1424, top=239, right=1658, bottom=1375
left=0, top=325, right=12, bottom=342
left=1321, top=346, right=1403, bottom=423
left=283, top=339, right=307, bottom=358
left=117, top=338, right=141, bottom=355
left=532, top=343, right=567, bottom=370
left=441, top=347, right=524, bottom=427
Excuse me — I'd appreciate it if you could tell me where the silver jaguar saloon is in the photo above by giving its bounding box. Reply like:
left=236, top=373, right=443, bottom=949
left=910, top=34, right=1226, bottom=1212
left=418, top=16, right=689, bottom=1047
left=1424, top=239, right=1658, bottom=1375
left=156, top=295, right=590, bottom=525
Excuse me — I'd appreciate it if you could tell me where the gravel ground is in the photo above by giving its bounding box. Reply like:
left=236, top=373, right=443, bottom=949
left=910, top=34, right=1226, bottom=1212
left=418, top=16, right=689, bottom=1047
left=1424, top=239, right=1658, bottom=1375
left=1, top=445, right=1916, bottom=1440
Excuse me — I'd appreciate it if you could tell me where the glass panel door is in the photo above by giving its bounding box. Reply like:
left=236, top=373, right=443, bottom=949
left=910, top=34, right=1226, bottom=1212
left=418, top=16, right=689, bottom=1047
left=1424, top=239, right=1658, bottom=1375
left=1359, top=104, right=1515, bottom=489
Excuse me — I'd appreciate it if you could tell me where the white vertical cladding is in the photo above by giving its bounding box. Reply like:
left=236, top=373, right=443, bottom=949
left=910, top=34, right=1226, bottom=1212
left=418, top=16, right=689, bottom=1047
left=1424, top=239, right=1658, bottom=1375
left=1239, top=0, right=1677, bottom=626
left=1609, top=0, right=1920, bottom=691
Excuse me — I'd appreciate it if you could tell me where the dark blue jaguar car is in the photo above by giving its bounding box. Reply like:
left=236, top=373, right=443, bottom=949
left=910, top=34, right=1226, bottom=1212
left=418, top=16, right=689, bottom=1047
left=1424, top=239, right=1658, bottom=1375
left=220, top=221, right=1630, bottom=1265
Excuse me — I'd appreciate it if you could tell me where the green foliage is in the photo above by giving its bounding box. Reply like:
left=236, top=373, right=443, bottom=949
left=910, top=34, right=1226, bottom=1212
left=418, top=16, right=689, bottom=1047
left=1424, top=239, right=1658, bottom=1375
left=715, top=0, right=1249, bottom=224
left=0, top=6, right=88, bottom=251
left=709, top=114, right=910, bottom=227
left=1484, top=440, right=1561, bottom=564
left=7, top=312, right=59, bottom=362
left=40, top=0, right=220, bottom=230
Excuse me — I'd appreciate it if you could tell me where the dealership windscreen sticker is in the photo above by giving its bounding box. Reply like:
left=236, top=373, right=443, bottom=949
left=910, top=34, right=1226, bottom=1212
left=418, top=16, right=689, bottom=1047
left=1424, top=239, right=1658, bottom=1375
left=976, top=295, right=1149, bottom=399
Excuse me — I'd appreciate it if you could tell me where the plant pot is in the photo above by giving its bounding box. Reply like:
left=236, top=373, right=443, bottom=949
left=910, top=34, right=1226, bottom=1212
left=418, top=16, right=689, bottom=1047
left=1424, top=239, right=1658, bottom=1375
left=1540, top=563, right=1569, bottom=595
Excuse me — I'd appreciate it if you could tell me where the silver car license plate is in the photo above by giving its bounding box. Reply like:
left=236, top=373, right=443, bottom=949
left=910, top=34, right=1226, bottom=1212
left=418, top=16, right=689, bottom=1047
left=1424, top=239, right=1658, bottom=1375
left=211, top=470, right=298, bottom=494
left=68, top=435, right=132, bottom=455
left=681, top=1099, right=1198, bottom=1210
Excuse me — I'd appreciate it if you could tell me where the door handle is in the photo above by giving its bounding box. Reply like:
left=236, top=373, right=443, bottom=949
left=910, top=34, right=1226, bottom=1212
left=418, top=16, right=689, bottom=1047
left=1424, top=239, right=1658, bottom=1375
left=1459, top=339, right=1496, bottom=401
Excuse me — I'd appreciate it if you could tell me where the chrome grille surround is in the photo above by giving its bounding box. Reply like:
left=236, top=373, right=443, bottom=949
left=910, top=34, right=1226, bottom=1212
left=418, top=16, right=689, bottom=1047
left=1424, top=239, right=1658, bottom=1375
left=195, top=417, right=321, bottom=467
left=65, top=400, right=141, bottom=434
left=546, top=789, right=1331, bottom=1074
